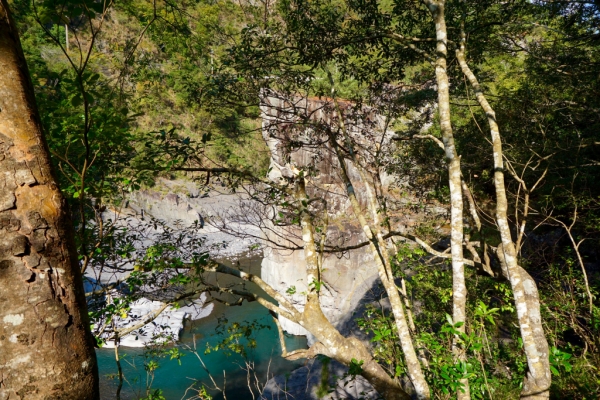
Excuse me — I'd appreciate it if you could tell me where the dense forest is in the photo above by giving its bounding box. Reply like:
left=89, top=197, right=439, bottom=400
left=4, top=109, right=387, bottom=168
left=0, top=0, right=599, bottom=399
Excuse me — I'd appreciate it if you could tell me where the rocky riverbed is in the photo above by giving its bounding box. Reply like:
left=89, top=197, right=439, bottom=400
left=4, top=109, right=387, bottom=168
left=86, top=180, right=262, bottom=350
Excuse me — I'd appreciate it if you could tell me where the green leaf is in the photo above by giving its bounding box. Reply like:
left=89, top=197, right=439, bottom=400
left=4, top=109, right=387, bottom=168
left=71, top=94, right=82, bottom=107
left=445, top=314, right=453, bottom=326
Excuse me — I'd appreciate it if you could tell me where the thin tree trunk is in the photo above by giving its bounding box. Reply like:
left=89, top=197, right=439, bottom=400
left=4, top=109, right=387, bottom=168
left=323, top=131, right=430, bottom=398
left=291, top=177, right=412, bottom=400
left=325, top=74, right=430, bottom=398
left=425, top=1, right=470, bottom=398
left=0, top=1, right=99, bottom=398
left=456, top=40, right=551, bottom=398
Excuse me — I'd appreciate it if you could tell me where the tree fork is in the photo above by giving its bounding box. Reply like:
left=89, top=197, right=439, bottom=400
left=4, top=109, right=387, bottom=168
left=0, top=1, right=99, bottom=398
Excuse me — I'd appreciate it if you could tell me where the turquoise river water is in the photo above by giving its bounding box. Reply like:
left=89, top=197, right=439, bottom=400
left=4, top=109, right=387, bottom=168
left=96, top=256, right=307, bottom=399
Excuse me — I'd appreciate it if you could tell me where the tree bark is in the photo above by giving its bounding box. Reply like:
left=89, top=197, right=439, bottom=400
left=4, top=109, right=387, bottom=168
left=425, top=1, right=470, bottom=398
left=292, top=176, right=412, bottom=400
left=456, top=43, right=551, bottom=398
left=0, top=2, right=99, bottom=398
left=496, top=246, right=550, bottom=399
left=323, top=75, right=430, bottom=398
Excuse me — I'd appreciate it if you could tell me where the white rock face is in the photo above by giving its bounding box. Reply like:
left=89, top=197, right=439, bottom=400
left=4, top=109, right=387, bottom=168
left=87, top=180, right=262, bottom=348
left=261, top=225, right=380, bottom=342
left=259, top=93, right=448, bottom=342
left=260, top=93, right=418, bottom=339
left=100, top=294, right=213, bottom=348
left=126, top=179, right=263, bottom=259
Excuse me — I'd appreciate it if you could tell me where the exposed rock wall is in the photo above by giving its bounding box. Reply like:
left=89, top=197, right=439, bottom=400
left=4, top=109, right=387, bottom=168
left=262, top=224, right=380, bottom=338
left=124, top=179, right=262, bottom=259
left=88, top=181, right=259, bottom=347
left=259, top=92, right=447, bottom=340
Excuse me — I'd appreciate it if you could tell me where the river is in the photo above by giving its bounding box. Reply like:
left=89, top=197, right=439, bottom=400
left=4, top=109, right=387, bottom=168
left=96, top=255, right=307, bottom=400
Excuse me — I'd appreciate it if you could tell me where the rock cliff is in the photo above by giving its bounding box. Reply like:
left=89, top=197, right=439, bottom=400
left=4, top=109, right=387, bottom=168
left=259, top=92, right=447, bottom=340
left=126, top=179, right=263, bottom=259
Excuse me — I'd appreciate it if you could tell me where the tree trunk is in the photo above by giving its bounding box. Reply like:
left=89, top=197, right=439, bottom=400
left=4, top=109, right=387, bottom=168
left=456, top=44, right=551, bottom=399
left=495, top=247, right=550, bottom=399
left=292, top=177, right=412, bottom=400
left=0, top=2, right=99, bottom=398
left=324, top=130, right=430, bottom=398
left=426, top=1, right=470, bottom=398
